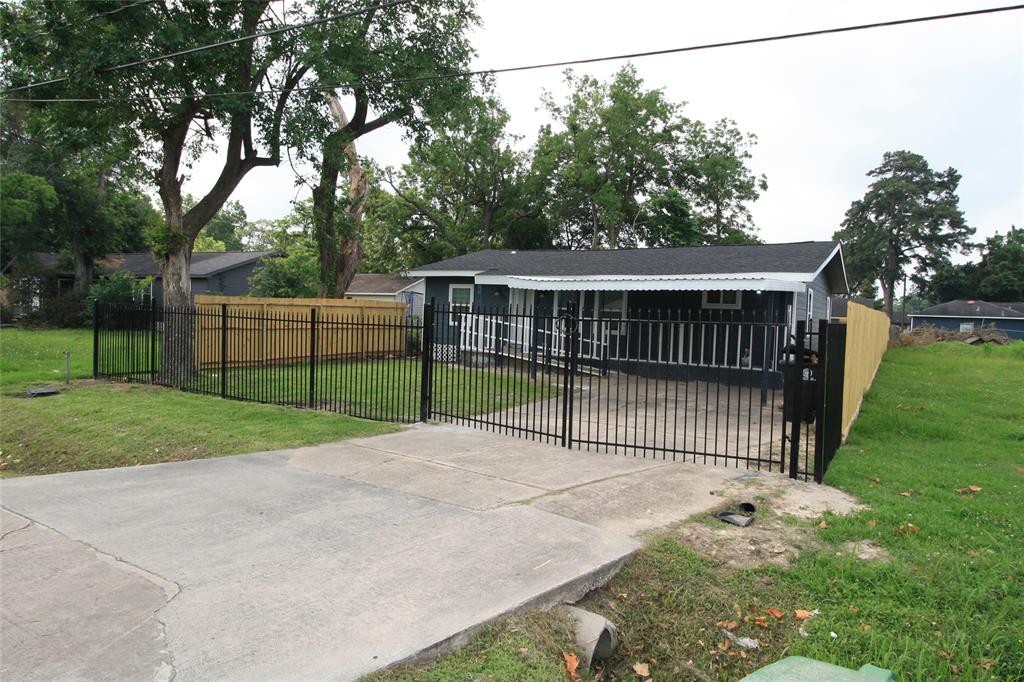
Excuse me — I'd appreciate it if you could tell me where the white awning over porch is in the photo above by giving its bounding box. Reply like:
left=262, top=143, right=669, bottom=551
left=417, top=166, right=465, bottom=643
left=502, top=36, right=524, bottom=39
left=474, top=273, right=809, bottom=293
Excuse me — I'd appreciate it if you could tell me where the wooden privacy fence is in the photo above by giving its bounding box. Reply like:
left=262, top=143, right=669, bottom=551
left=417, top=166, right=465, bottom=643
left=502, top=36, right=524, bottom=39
left=834, top=301, right=890, bottom=437
left=193, top=295, right=408, bottom=368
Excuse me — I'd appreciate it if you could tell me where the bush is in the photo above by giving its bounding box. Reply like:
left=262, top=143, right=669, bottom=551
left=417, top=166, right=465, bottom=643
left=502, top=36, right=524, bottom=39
left=83, top=272, right=154, bottom=324
left=33, top=291, right=87, bottom=327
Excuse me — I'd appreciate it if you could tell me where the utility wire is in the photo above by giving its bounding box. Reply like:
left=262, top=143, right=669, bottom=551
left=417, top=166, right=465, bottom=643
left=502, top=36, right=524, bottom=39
left=3, top=0, right=413, bottom=94
left=4, top=3, right=1022, bottom=103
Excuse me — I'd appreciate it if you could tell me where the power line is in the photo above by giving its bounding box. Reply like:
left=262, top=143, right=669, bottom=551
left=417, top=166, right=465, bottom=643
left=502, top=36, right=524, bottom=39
left=3, top=0, right=413, bottom=94
left=5, top=3, right=1022, bottom=103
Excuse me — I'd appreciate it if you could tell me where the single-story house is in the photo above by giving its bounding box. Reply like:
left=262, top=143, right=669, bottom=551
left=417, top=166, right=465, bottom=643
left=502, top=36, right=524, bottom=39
left=909, top=300, right=1024, bottom=340
left=344, top=274, right=425, bottom=318
left=10, top=251, right=277, bottom=307
left=829, top=295, right=876, bottom=319
left=407, top=241, right=848, bottom=383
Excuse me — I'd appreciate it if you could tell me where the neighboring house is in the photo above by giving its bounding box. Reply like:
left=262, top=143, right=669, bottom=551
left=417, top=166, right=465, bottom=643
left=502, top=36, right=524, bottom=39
left=408, top=241, right=848, bottom=384
left=829, top=295, right=876, bottom=320
left=10, top=251, right=278, bottom=307
left=909, top=300, right=1024, bottom=340
left=344, top=274, right=425, bottom=318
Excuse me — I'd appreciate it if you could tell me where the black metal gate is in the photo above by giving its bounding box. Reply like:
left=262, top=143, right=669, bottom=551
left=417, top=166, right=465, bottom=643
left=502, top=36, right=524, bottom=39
left=423, top=302, right=847, bottom=481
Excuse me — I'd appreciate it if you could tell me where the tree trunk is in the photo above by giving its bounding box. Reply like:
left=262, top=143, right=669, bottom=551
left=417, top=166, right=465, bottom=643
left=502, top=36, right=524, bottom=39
left=314, top=93, right=370, bottom=298
left=880, top=277, right=895, bottom=319
left=312, top=130, right=343, bottom=297
left=70, top=234, right=92, bottom=296
left=482, top=206, right=495, bottom=248
left=590, top=201, right=600, bottom=250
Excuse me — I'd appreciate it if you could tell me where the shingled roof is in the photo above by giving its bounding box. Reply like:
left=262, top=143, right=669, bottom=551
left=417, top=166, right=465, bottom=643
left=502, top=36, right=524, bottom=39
left=911, top=300, right=1024, bottom=319
left=411, top=241, right=840, bottom=277
left=23, top=251, right=276, bottom=278
left=345, top=274, right=421, bottom=295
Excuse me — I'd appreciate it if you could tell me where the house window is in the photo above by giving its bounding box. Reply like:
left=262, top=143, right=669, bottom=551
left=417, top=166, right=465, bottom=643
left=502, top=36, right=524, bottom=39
left=601, top=291, right=626, bottom=318
left=702, top=290, right=742, bottom=310
left=806, top=290, right=814, bottom=325
left=448, top=284, right=474, bottom=311
left=959, top=321, right=975, bottom=333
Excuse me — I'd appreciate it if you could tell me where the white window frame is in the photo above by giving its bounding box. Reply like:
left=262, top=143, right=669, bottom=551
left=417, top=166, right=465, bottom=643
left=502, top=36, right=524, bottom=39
left=448, top=280, right=475, bottom=319
left=806, top=289, right=814, bottom=325
left=701, top=290, right=742, bottom=310
left=959, top=321, right=975, bottom=333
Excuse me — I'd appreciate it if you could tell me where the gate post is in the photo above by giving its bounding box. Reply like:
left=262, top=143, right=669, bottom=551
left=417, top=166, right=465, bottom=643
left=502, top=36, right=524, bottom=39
left=308, top=307, right=318, bottom=408
left=560, top=300, right=577, bottom=448
left=420, top=301, right=434, bottom=422
left=787, top=320, right=806, bottom=479
left=813, top=319, right=828, bottom=482
left=220, top=304, right=228, bottom=399
left=149, top=298, right=157, bottom=383
left=92, top=300, right=100, bottom=378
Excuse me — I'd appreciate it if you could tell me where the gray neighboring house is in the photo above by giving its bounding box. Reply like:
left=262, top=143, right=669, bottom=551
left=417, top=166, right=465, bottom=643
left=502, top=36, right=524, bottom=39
left=23, top=251, right=278, bottom=306
left=344, top=274, right=425, bottom=318
left=408, top=241, right=848, bottom=331
left=909, top=300, right=1024, bottom=340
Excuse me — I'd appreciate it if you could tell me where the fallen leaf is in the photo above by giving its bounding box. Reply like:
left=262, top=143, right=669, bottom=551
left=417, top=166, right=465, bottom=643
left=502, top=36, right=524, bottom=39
left=1016, top=467, right=1024, bottom=473
left=766, top=608, right=784, bottom=620
left=956, top=485, right=983, bottom=494
left=848, top=606, right=860, bottom=614
left=900, top=491, right=912, bottom=497
left=867, top=519, right=877, bottom=527
left=718, top=639, right=732, bottom=651
left=716, top=620, right=739, bottom=629
left=818, top=520, right=829, bottom=529
left=743, top=615, right=751, bottom=623
left=633, top=661, right=651, bottom=678
left=754, top=617, right=769, bottom=628
left=563, top=652, right=581, bottom=681
left=858, top=622, right=872, bottom=631
left=978, top=659, right=995, bottom=671
left=794, top=609, right=813, bottom=621
left=871, top=476, right=881, bottom=483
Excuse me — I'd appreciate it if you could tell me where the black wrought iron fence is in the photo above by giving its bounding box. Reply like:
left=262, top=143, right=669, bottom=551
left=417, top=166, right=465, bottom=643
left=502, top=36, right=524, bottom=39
left=94, top=300, right=846, bottom=481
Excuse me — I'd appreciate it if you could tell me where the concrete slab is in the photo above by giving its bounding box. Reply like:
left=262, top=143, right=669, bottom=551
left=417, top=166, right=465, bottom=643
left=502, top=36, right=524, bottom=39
left=0, top=448, right=637, bottom=682
left=290, top=443, right=545, bottom=510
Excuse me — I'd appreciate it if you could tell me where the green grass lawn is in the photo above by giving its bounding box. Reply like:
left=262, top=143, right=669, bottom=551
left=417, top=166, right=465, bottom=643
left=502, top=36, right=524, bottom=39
left=0, top=327, right=396, bottom=476
left=0, top=327, right=94, bottom=386
left=372, top=342, right=1024, bottom=681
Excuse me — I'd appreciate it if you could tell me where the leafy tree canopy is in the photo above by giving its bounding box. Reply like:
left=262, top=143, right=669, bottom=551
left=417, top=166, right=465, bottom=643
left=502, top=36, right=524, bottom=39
left=834, top=150, right=973, bottom=317
left=923, top=226, right=1024, bottom=302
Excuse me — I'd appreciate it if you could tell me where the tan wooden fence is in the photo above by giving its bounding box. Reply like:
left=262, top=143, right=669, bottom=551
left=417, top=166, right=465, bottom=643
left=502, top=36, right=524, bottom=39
left=193, top=295, right=408, bottom=368
left=834, top=302, right=890, bottom=437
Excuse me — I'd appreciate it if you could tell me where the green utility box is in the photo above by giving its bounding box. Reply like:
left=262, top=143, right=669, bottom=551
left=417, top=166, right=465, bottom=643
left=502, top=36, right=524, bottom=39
left=741, top=656, right=897, bottom=681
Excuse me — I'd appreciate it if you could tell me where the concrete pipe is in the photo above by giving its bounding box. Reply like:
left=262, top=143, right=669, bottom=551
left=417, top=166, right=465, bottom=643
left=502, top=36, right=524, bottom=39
left=563, top=605, right=619, bottom=669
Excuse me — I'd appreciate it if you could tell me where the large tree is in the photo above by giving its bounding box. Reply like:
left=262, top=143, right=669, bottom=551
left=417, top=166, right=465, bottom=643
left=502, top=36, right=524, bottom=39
left=924, top=226, right=1024, bottom=302
left=536, top=65, right=682, bottom=249
left=284, top=1, right=477, bottom=296
left=378, top=87, right=547, bottom=266
left=534, top=65, right=765, bottom=249
left=835, top=151, right=973, bottom=317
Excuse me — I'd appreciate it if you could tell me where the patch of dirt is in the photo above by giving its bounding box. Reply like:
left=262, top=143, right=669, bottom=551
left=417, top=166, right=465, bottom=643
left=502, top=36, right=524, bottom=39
left=676, top=514, right=821, bottom=569
left=841, top=540, right=890, bottom=562
left=769, top=480, right=866, bottom=519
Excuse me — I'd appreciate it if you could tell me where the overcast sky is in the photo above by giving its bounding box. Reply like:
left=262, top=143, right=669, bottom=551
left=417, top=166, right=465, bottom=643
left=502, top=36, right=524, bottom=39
left=185, top=0, right=1023, bottom=253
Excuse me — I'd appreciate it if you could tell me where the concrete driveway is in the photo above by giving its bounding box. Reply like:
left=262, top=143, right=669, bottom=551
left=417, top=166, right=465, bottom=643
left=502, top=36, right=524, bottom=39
left=1, top=424, right=815, bottom=681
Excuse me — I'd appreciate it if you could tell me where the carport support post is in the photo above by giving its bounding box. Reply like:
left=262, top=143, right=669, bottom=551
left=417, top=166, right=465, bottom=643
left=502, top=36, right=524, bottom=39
left=308, top=307, right=318, bottom=408
left=419, top=301, right=434, bottom=422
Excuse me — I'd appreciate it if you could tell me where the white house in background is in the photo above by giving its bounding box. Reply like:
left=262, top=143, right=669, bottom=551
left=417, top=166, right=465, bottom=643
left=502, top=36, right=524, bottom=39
left=344, top=274, right=425, bottom=318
